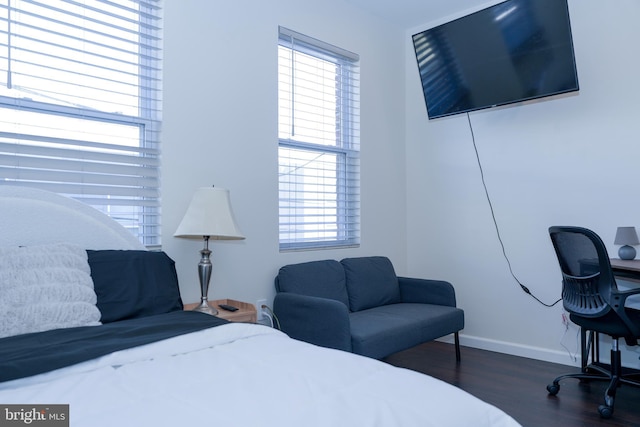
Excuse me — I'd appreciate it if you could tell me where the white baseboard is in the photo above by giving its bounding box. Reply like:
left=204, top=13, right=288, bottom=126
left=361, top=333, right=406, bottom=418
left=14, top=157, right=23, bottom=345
left=438, top=334, right=581, bottom=367
left=439, top=333, right=640, bottom=370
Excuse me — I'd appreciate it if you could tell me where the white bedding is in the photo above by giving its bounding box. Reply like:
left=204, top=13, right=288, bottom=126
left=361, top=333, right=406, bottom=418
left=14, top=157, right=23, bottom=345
left=0, top=323, right=521, bottom=427
left=0, top=186, right=520, bottom=426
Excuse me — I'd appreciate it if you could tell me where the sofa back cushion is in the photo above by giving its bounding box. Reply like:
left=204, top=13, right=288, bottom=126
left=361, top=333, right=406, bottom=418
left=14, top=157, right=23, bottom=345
left=275, top=259, right=349, bottom=307
left=341, top=256, right=401, bottom=312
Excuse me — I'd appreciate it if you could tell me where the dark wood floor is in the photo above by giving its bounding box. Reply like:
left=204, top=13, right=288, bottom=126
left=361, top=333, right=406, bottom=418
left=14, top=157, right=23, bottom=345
left=383, top=341, right=640, bottom=427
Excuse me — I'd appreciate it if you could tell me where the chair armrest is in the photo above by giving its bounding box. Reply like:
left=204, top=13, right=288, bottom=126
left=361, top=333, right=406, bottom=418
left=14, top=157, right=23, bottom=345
left=613, top=285, right=640, bottom=300
left=398, top=277, right=457, bottom=307
left=273, top=293, right=352, bottom=352
left=611, top=286, right=640, bottom=338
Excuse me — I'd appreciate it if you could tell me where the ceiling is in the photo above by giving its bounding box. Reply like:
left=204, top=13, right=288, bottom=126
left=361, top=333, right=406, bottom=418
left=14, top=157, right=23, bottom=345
left=344, top=0, right=494, bottom=29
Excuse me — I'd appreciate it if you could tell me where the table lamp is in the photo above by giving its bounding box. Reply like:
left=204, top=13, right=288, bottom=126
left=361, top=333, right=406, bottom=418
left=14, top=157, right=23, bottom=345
left=174, top=186, right=245, bottom=315
left=614, top=226, right=639, bottom=260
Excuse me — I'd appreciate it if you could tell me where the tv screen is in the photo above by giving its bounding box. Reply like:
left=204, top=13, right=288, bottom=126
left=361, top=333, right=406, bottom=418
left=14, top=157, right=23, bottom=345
left=412, top=0, right=579, bottom=119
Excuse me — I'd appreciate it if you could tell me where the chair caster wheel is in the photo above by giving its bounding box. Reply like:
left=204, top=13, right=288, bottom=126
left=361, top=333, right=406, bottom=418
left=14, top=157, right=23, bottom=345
left=547, top=383, right=560, bottom=395
left=598, top=405, right=613, bottom=419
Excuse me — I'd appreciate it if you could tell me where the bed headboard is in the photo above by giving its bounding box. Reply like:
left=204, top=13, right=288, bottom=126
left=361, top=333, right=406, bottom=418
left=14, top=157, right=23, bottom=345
left=0, top=185, right=146, bottom=250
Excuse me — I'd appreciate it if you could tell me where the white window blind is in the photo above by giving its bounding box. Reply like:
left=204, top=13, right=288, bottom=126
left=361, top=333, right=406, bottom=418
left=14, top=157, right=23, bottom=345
left=278, top=27, right=360, bottom=251
left=0, top=0, right=163, bottom=247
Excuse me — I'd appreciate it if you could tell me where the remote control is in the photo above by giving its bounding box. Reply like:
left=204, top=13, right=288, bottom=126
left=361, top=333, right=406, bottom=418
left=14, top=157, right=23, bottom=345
left=218, top=304, right=239, bottom=312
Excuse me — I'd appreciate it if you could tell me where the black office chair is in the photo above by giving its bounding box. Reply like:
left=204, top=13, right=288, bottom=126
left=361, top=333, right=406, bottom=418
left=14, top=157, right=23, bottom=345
left=547, top=226, right=640, bottom=418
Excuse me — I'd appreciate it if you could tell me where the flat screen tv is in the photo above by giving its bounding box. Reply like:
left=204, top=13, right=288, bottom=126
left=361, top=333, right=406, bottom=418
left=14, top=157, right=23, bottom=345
left=412, top=0, right=579, bottom=119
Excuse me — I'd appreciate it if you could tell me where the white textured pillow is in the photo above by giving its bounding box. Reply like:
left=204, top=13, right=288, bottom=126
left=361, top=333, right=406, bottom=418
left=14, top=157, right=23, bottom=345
left=0, top=242, right=101, bottom=338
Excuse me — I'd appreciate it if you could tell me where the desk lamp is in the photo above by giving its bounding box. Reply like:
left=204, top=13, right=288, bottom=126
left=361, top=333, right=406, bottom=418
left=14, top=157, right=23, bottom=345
left=174, top=186, right=245, bottom=315
left=614, top=226, right=639, bottom=260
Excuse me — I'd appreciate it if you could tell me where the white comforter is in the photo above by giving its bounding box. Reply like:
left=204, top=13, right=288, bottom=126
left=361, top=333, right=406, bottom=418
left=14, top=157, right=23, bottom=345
left=0, top=323, right=521, bottom=426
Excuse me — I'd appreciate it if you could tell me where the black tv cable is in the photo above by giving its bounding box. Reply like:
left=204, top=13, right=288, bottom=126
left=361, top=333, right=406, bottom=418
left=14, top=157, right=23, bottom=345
left=466, top=112, right=561, bottom=308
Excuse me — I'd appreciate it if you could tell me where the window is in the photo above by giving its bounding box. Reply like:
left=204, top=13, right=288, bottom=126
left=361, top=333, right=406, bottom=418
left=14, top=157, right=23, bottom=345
left=0, top=0, right=162, bottom=247
left=278, top=27, right=360, bottom=251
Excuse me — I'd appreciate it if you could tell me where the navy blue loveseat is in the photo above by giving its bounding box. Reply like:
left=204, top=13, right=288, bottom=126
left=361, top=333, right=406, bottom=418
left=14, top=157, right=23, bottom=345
left=273, top=256, right=464, bottom=360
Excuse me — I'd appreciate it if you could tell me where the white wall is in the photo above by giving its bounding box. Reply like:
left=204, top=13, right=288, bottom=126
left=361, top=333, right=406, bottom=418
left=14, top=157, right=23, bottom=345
left=405, top=0, right=640, bottom=366
left=162, top=1, right=407, bottom=310
left=163, top=0, right=640, bottom=367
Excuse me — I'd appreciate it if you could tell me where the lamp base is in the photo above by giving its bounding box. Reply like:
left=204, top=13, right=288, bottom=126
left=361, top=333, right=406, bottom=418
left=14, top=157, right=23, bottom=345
left=194, top=237, right=217, bottom=315
left=619, top=245, right=637, bottom=260
left=192, top=300, right=218, bottom=316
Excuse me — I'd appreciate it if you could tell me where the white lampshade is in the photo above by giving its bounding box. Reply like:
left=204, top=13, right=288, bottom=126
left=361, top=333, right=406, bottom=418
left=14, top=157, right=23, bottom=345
left=174, top=187, right=245, bottom=240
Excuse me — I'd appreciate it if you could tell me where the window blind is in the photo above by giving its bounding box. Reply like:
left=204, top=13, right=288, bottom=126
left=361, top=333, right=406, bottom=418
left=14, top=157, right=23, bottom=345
left=0, top=0, right=162, bottom=246
left=278, top=27, right=360, bottom=251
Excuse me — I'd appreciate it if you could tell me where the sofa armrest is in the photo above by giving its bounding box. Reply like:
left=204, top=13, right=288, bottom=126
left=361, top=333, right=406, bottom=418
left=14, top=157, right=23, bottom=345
left=273, top=293, right=352, bottom=352
left=398, top=277, right=457, bottom=307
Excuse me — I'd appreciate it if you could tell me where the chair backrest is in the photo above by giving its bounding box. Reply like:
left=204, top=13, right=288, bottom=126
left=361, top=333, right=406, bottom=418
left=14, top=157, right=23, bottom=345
left=274, top=259, right=350, bottom=307
left=341, top=256, right=401, bottom=312
left=548, top=226, right=615, bottom=318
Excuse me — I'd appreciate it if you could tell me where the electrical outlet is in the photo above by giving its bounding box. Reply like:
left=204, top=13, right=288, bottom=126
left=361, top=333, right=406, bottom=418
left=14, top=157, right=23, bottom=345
left=256, top=299, right=268, bottom=321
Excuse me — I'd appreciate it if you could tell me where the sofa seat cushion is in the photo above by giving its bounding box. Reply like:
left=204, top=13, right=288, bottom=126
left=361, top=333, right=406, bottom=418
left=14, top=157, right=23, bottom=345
left=341, top=256, right=401, bottom=312
left=349, top=303, right=464, bottom=359
left=275, top=259, right=350, bottom=307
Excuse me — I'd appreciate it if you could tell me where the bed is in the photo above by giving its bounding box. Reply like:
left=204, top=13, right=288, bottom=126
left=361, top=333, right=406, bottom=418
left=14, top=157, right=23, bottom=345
left=0, top=185, right=521, bottom=427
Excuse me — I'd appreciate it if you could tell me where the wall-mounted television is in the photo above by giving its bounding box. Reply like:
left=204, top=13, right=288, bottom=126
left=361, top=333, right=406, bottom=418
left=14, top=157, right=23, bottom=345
left=412, top=0, right=579, bottom=119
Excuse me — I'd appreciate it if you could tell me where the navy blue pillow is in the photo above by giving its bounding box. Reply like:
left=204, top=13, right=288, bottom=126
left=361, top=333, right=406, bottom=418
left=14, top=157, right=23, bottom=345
left=86, top=250, right=183, bottom=323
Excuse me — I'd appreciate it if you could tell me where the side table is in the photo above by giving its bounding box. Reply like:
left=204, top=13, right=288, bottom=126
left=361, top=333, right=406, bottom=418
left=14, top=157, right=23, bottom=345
left=184, top=298, right=257, bottom=323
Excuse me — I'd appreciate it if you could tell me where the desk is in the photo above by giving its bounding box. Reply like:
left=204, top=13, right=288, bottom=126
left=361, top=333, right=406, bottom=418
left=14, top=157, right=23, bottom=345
left=581, top=258, right=640, bottom=370
left=610, top=258, right=640, bottom=282
left=611, top=259, right=640, bottom=309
